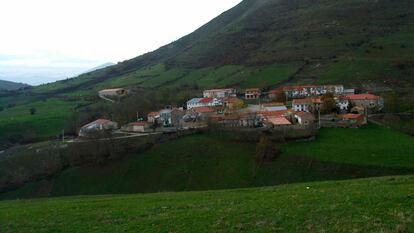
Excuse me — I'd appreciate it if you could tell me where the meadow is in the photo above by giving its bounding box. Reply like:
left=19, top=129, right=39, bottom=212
left=0, top=98, right=86, bottom=146
left=0, top=175, right=413, bottom=232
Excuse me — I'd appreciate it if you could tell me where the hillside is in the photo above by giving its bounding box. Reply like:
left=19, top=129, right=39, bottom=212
left=1, top=0, right=414, bottom=146
left=0, top=79, right=29, bottom=91
left=1, top=175, right=413, bottom=232
left=2, top=124, right=413, bottom=199
left=32, top=0, right=414, bottom=96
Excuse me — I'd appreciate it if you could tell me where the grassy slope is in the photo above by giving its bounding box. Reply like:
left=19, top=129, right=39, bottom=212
left=283, top=124, right=414, bottom=169
left=0, top=98, right=85, bottom=143
left=2, top=124, right=413, bottom=199
left=0, top=175, right=413, bottom=232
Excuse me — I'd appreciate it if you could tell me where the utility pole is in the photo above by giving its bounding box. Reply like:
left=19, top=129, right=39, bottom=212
left=318, top=109, right=321, bottom=129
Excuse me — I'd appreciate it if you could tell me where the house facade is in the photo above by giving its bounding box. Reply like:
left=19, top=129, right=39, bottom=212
left=221, top=97, right=245, bottom=110
left=261, top=102, right=287, bottom=112
left=79, top=119, right=118, bottom=138
left=294, top=112, right=315, bottom=125
left=122, top=122, right=150, bottom=133
left=283, top=85, right=344, bottom=98
left=147, top=112, right=160, bottom=123
left=341, top=113, right=367, bottom=127
left=292, top=98, right=322, bottom=112
left=244, top=88, right=261, bottom=100
left=186, top=98, right=223, bottom=109
left=335, top=96, right=350, bottom=111
left=203, top=88, right=236, bottom=98
left=346, top=94, right=384, bottom=111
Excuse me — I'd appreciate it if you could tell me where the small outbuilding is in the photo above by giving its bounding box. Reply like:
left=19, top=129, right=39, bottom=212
left=122, top=122, right=150, bottom=133
left=79, top=119, right=118, bottom=138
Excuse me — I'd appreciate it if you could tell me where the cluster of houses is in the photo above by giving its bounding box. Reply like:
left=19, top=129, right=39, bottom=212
left=79, top=85, right=384, bottom=138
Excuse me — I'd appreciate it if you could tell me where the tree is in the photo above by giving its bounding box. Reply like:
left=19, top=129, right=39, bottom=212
left=255, top=135, right=279, bottom=162
left=29, top=107, right=37, bottom=115
left=274, top=91, right=287, bottom=103
left=321, top=93, right=336, bottom=114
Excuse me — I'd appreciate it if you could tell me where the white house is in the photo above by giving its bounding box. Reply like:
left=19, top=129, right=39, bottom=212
left=292, top=98, right=322, bottom=112
left=186, top=98, right=223, bottom=109
left=335, top=96, right=350, bottom=111
left=203, top=88, right=236, bottom=98
left=283, top=85, right=344, bottom=98
left=186, top=98, right=204, bottom=109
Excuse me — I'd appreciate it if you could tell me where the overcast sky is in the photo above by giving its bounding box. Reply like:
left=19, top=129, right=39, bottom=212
left=0, top=0, right=241, bottom=85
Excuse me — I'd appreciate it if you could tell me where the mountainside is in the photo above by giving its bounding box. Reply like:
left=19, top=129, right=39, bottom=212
left=32, top=0, right=414, bottom=99
left=0, top=79, right=29, bottom=91
left=1, top=175, right=413, bottom=232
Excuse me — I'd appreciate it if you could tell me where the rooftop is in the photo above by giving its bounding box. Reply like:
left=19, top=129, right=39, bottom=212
left=346, top=94, right=380, bottom=100
left=245, top=88, right=261, bottom=92
left=99, top=88, right=125, bottom=92
left=193, top=106, right=219, bottom=113
left=262, top=102, right=285, bottom=107
left=267, top=116, right=292, bottom=125
left=147, top=112, right=159, bottom=117
left=292, top=97, right=322, bottom=104
left=342, top=113, right=364, bottom=119
left=204, top=88, right=234, bottom=92
left=128, top=122, right=147, bottom=126
left=200, top=98, right=214, bottom=103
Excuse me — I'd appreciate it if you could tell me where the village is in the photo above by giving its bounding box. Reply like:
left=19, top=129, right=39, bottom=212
left=79, top=85, right=384, bottom=138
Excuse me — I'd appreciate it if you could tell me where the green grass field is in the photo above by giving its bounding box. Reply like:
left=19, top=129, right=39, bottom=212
left=282, top=124, right=414, bottom=169
left=2, top=124, right=413, bottom=200
left=0, top=98, right=85, bottom=144
left=0, top=175, right=413, bottom=232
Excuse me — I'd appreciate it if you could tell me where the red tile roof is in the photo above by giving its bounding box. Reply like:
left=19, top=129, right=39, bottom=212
left=200, top=98, right=213, bottom=103
left=220, top=96, right=242, bottom=103
left=147, top=112, right=159, bottom=117
left=292, top=97, right=322, bottom=104
left=342, top=113, right=364, bottom=119
left=346, top=94, right=380, bottom=100
left=193, top=106, right=218, bottom=113
left=266, top=116, right=292, bottom=125
left=258, top=109, right=293, bottom=117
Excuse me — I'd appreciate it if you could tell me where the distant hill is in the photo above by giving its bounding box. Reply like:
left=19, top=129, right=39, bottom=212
left=0, top=79, right=29, bottom=91
left=82, top=62, right=115, bottom=74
